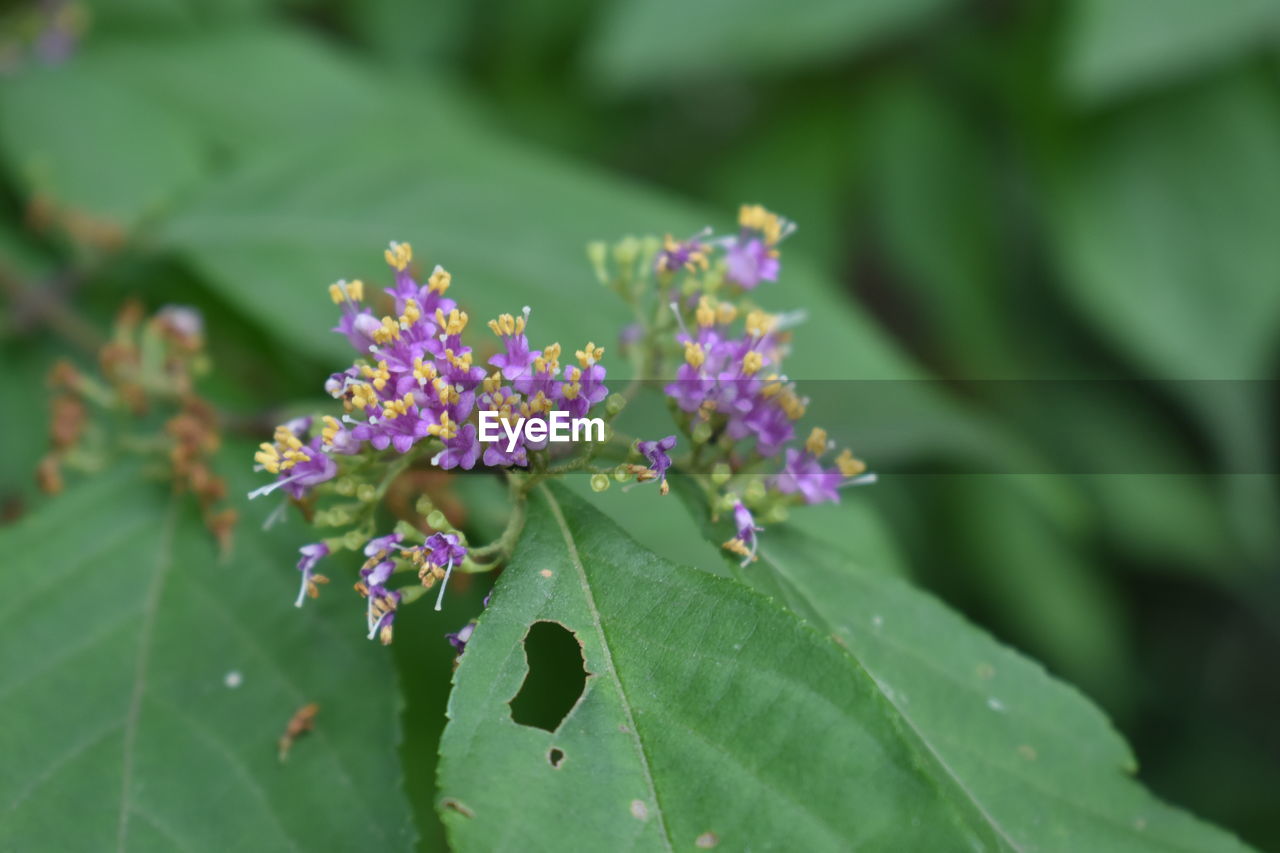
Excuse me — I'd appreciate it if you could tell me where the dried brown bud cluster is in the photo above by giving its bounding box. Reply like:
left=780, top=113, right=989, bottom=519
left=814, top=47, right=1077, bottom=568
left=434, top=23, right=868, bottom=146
left=38, top=300, right=236, bottom=552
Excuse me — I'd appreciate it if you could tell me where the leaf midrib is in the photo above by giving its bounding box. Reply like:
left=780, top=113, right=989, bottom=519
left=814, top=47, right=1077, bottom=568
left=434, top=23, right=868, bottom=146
left=753, top=540, right=1025, bottom=853
left=538, top=485, right=675, bottom=853
left=115, top=501, right=178, bottom=853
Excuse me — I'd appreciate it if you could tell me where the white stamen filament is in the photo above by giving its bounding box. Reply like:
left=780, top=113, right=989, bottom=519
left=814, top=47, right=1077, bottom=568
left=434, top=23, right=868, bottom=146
left=434, top=558, right=454, bottom=611
left=247, top=472, right=303, bottom=500
left=263, top=500, right=287, bottom=531
left=295, top=570, right=310, bottom=608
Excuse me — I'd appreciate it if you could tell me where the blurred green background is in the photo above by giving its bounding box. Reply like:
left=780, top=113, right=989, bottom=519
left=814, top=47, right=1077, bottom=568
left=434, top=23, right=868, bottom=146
left=1, top=0, right=1278, bottom=848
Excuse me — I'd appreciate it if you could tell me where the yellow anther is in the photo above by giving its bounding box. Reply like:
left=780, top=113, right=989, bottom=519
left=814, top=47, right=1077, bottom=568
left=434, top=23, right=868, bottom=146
left=350, top=383, right=378, bottom=410
left=428, top=412, right=458, bottom=439
left=696, top=296, right=717, bottom=328
left=836, top=449, right=867, bottom=477
left=739, top=204, right=787, bottom=244
left=273, top=426, right=304, bottom=450
left=780, top=391, right=807, bottom=420
left=432, top=376, right=460, bottom=405
left=575, top=342, right=604, bottom=367
left=281, top=448, right=311, bottom=470
left=533, top=342, right=561, bottom=375
left=381, top=393, right=415, bottom=420
left=254, top=443, right=281, bottom=474
left=361, top=360, right=391, bottom=391
left=716, top=303, right=738, bottom=325
left=761, top=375, right=783, bottom=398
left=528, top=391, right=551, bottom=414
left=483, top=371, right=503, bottom=394
left=412, top=357, right=437, bottom=385
left=428, top=265, right=451, bottom=294
left=328, top=280, right=361, bottom=305
left=443, top=348, right=473, bottom=371
left=321, top=415, right=341, bottom=445
left=684, top=341, right=706, bottom=368
left=562, top=382, right=581, bottom=401
left=435, top=308, right=468, bottom=336
left=400, top=298, right=421, bottom=327
left=487, top=313, right=525, bottom=337
left=806, top=427, right=828, bottom=456
left=385, top=241, right=413, bottom=272
left=372, top=315, right=402, bottom=344
left=742, top=351, right=763, bottom=375
left=723, top=538, right=752, bottom=560
left=745, top=310, right=776, bottom=337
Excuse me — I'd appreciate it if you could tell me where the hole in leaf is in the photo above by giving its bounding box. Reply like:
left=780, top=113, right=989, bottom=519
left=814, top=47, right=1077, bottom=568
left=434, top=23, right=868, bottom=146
left=509, top=621, right=587, bottom=732
left=548, top=747, right=565, bottom=767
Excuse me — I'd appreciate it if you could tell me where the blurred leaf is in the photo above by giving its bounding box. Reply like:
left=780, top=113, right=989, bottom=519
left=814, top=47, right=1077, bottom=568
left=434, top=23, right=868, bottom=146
left=0, top=62, right=207, bottom=235
left=945, top=475, right=1134, bottom=711
left=0, top=466, right=415, bottom=850
left=678, top=479, right=1251, bottom=851
left=1050, top=72, right=1280, bottom=382
left=863, top=75, right=1017, bottom=375
left=1064, top=0, right=1280, bottom=102
left=438, top=483, right=990, bottom=849
left=583, top=0, right=957, bottom=91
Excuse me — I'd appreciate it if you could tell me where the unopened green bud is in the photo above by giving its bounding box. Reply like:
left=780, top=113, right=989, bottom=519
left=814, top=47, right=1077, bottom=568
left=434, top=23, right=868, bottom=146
left=605, top=393, right=627, bottom=416
left=343, top=530, right=365, bottom=551
left=414, top=495, right=435, bottom=517
left=394, top=519, right=419, bottom=540
left=426, top=509, right=449, bottom=531
left=744, top=479, right=766, bottom=502
left=717, top=493, right=738, bottom=514
left=326, top=507, right=352, bottom=526
left=587, top=241, right=609, bottom=283
left=356, top=483, right=376, bottom=503
left=691, top=420, right=713, bottom=444
left=614, top=464, right=633, bottom=483
left=590, top=474, right=610, bottom=493
left=765, top=505, right=789, bottom=524
left=335, top=478, right=355, bottom=496
left=613, top=236, right=640, bottom=268
left=711, top=463, right=732, bottom=486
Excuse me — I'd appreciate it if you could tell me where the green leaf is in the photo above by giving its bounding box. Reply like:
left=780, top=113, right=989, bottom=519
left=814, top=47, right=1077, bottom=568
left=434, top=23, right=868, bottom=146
left=677, top=480, right=1252, bottom=851
left=0, top=61, right=207, bottom=235
left=1049, top=72, right=1280, bottom=381
left=0, top=467, right=415, bottom=851
left=436, top=482, right=992, bottom=850
left=1064, top=0, right=1280, bottom=102
left=582, top=0, right=957, bottom=92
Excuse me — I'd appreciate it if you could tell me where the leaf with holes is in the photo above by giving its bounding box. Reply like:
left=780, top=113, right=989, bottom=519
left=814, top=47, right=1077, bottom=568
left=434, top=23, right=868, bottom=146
left=675, top=479, right=1251, bottom=852
left=0, top=467, right=415, bottom=851
left=439, top=482, right=1008, bottom=850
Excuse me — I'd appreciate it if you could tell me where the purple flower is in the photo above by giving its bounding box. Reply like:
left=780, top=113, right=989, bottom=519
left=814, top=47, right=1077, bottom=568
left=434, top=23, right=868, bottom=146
left=656, top=231, right=710, bottom=274
left=366, top=587, right=401, bottom=645
left=724, top=238, right=780, bottom=290
left=722, top=501, right=763, bottom=566
left=363, top=532, right=403, bottom=562
left=636, top=435, right=677, bottom=495
left=249, top=436, right=337, bottom=502
left=488, top=309, right=539, bottom=380
left=446, top=622, right=476, bottom=654
left=434, top=422, right=480, bottom=470
left=771, top=431, right=875, bottom=505
left=295, top=543, right=330, bottom=607
left=408, top=532, right=468, bottom=611
left=772, top=447, right=842, bottom=504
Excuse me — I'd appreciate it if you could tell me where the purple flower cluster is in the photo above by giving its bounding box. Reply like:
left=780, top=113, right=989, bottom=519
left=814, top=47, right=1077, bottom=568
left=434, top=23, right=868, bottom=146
left=652, top=206, right=874, bottom=564
left=666, top=297, right=806, bottom=458
left=250, top=241, right=617, bottom=507
left=721, top=204, right=793, bottom=289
